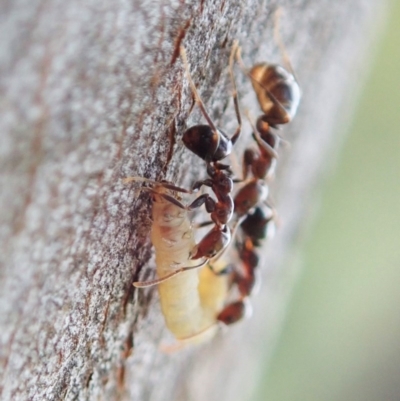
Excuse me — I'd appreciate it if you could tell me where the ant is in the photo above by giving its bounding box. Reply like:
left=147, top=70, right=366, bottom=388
left=233, top=36, right=301, bottom=220
left=178, top=43, right=241, bottom=261
left=223, top=25, right=302, bottom=322
left=178, top=42, right=263, bottom=326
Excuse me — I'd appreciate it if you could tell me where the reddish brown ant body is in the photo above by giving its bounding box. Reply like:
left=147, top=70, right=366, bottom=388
left=179, top=43, right=257, bottom=325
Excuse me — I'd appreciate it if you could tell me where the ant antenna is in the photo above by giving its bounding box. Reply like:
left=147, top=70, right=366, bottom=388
left=229, top=40, right=242, bottom=145
left=273, top=7, right=298, bottom=82
left=123, top=176, right=156, bottom=185
left=180, top=46, right=219, bottom=135
left=133, top=259, right=208, bottom=288
left=123, top=176, right=193, bottom=194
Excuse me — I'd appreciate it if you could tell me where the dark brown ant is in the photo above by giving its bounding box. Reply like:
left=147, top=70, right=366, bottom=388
left=219, top=28, right=302, bottom=324
left=233, top=26, right=301, bottom=236
left=179, top=43, right=241, bottom=261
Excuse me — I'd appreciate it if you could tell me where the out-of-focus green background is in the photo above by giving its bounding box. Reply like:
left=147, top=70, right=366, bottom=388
left=253, top=2, right=400, bottom=401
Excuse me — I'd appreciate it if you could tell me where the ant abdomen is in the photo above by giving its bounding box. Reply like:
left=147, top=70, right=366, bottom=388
left=190, top=225, right=231, bottom=260
left=240, top=205, right=275, bottom=246
left=182, top=125, right=233, bottom=162
left=250, top=63, right=300, bottom=125
left=217, top=300, right=248, bottom=325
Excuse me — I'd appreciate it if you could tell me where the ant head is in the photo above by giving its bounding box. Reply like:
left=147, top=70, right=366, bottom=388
left=250, top=63, right=301, bottom=126
left=183, top=125, right=233, bottom=162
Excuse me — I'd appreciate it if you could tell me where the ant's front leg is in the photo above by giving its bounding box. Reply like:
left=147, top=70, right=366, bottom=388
left=192, top=178, right=213, bottom=192
left=186, top=193, right=216, bottom=212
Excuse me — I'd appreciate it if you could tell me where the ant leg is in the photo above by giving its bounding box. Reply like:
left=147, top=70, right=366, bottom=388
left=192, top=178, right=213, bottom=192
left=159, top=182, right=193, bottom=194
left=187, top=193, right=216, bottom=212
left=157, top=192, right=213, bottom=212
left=123, top=183, right=187, bottom=209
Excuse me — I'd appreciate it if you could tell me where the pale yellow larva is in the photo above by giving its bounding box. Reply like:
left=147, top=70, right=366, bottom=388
left=126, top=178, right=229, bottom=344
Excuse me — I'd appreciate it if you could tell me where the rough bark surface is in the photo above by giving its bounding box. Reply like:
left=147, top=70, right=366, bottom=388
left=0, top=1, right=380, bottom=400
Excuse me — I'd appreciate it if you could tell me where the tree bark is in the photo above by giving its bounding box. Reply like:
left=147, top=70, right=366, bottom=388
left=0, top=0, right=381, bottom=400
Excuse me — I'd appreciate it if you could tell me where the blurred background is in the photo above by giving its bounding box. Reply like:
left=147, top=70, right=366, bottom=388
left=253, top=1, right=400, bottom=400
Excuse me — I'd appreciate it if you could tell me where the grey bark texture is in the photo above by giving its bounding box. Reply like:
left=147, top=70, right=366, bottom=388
left=0, top=0, right=381, bottom=400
